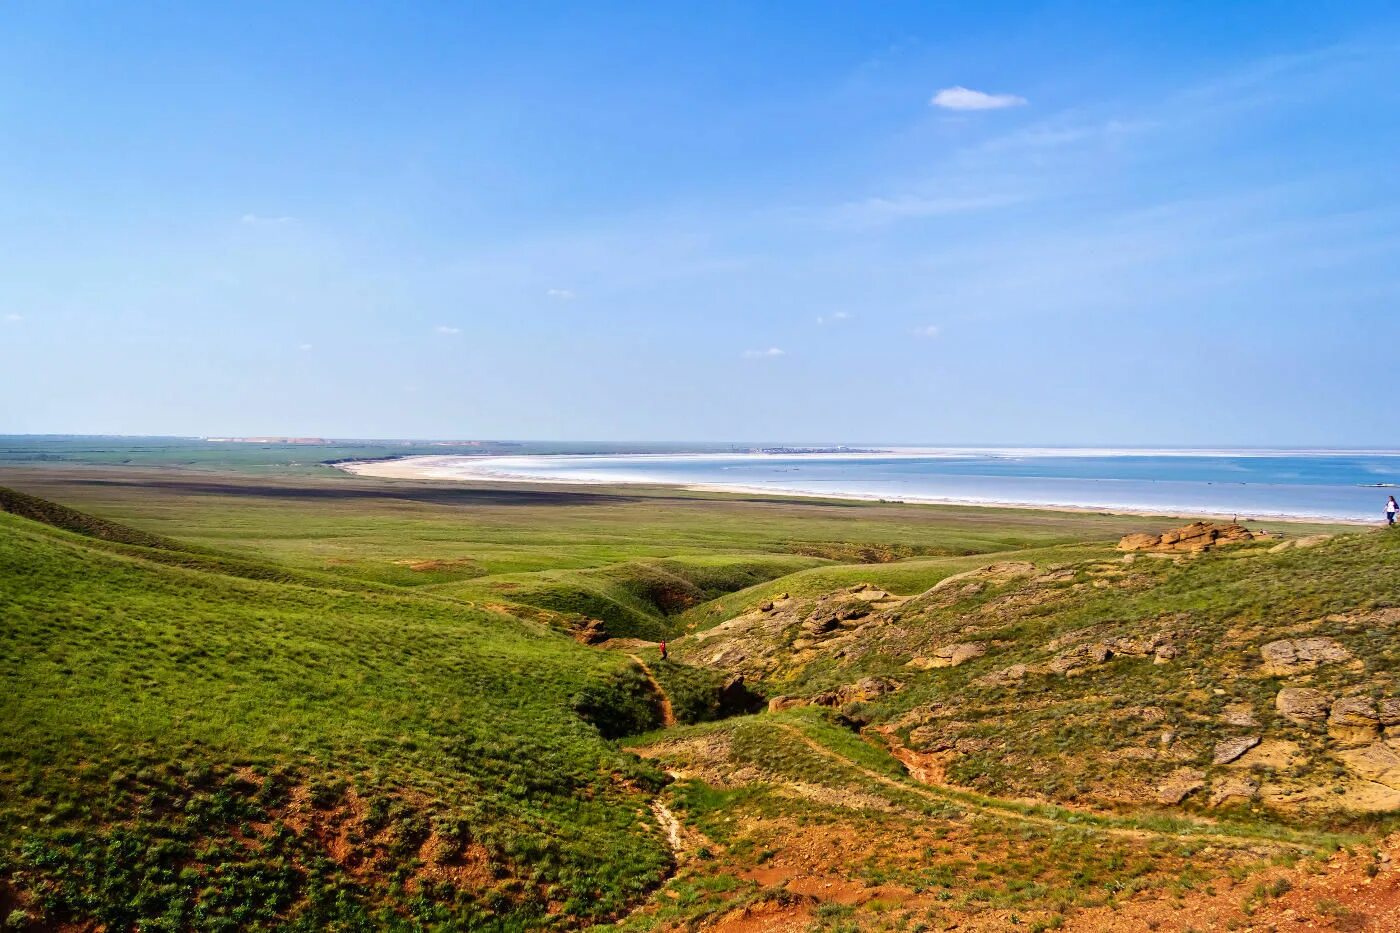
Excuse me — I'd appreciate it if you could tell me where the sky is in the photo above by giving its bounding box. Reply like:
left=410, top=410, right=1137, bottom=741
left=2, top=2, right=1398, bottom=445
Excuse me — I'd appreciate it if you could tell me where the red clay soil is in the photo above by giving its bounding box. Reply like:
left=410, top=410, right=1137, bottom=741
left=1062, top=832, right=1400, bottom=932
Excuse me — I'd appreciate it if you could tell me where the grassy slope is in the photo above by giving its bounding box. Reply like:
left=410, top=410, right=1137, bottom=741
left=0, top=459, right=1381, bottom=930
left=3, top=464, right=1349, bottom=642
left=673, top=531, right=1400, bottom=825
left=0, top=511, right=673, bottom=930
left=613, top=535, right=1400, bottom=930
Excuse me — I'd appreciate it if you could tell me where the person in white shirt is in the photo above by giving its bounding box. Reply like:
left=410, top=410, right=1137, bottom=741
left=1388, top=496, right=1398, bottom=526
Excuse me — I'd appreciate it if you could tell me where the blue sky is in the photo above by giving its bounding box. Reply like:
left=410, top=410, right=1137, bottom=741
left=2, top=2, right=1398, bottom=444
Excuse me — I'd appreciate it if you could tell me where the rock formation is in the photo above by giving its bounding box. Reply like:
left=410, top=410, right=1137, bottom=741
left=1117, top=522, right=1255, bottom=553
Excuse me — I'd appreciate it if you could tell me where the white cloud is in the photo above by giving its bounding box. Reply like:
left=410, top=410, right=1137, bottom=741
left=913, top=325, right=941, bottom=338
left=839, top=193, right=1024, bottom=226
left=3, top=313, right=22, bottom=323
left=817, top=311, right=851, bottom=325
left=546, top=288, right=576, bottom=300
left=931, top=86, right=1027, bottom=111
left=298, top=343, right=313, bottom=351
left=241, top=213, right=295, bottom=225
left=743, top=347, right=786, bottom=358
left=435, top=325, right=462, bottom=335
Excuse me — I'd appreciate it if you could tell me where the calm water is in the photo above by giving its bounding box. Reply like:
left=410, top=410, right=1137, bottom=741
left=410, top=449, right=1400, bottom=522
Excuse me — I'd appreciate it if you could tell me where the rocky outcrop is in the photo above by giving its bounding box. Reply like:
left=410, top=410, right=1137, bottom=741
left=1212, top=735, right=1260, bottom=765
left=1157, top=767, right=1206, bottom=805
left=1209, top=776, right=1260, bottom=808
left=1260, top=637, right=1352, bottom=676
left=768, top=695, right=807, bottom=713
left=800, top=598, right=872, bottom=636
left=1328, top=697, right=1381, bottom=747
left=928, top=562, right=1037, bottom=593
left=907, top=642, right=986, bottom=670
left=1048, top=642, right=1113, bottom=676
left=771, top=676, right=903, bottom=714
left=1381, top=699, right=1400, bottom=738
left=975, top=664, right=1028, bottom=687
left=1335, top=741, right=1400, bottom=790
left=1117, top=522, right=1255, bottom=553
left=1047, top=631, right=1178, bottom=676
left=1220, top=702, right=1258, bottom=727
left=1276, top=687, right=1332, bottom=725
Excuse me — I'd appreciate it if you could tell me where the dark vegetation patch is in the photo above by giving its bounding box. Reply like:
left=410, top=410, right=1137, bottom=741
left=571, top=665, right=667, bottom=739
left=0, top=485, right=182, bottom=551
left=51, top=475, right=645, bottom=508
left=649, top=661, right=767, bottom=725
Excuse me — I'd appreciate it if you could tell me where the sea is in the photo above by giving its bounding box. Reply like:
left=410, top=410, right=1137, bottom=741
left=382, top=449, right=1400, bottom=523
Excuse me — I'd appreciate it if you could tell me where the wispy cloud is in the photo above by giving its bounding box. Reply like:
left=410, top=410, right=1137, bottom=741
left=817, top=311, right=851, bottom=325
left=435, top=325, right=462, bottom=335
left=913, top=325, right=941, bottom=338
left=298, top=343, right=313, bottom=351
left=838, top=192, right=1024, bottom=227
left=546, top=288, right=576, bottom=300
left=241, top=213, right=295, bottom=225
left=931, top=86, right=1027, bottom=111
left=3, top=313, right=22, bottom=323
left=743, top=347, right=786, bottom=358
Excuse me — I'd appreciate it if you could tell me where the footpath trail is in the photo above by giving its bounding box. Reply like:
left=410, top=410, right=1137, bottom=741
left=628, top=654, right=676, bottom=728
left=777, top=723, right=1342, bottom=852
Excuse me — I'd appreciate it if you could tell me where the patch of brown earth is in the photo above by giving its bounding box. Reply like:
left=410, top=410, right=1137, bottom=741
left=390, top=557, right=479, bottom=573
left=1062, top=833, right=1400, bottom=932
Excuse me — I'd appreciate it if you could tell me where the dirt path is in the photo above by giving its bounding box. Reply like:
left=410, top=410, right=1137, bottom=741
left=777, top=723, right=1333, bottom=852
left=628, top=654, right=676, bottom=727
left=651, top=797, right=683, bottom=855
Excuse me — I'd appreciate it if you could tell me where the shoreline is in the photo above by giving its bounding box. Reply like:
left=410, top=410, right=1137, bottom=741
left=334, top=455, right=1379, bottom=527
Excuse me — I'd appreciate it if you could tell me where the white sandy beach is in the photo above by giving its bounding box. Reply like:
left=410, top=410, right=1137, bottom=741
left=333, top=454, right=1379, bottom=525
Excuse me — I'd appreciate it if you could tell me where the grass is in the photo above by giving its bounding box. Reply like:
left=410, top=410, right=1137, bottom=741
left=0, top=509, right=673, bottom=928
left=0, top=445, right=1386, bottom=930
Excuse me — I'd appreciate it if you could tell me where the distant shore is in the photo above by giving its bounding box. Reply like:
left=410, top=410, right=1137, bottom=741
left=334, top=454, right=1378, bottom=527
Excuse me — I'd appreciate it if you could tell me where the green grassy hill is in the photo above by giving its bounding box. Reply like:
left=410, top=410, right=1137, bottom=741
left=2, top=463, right=1387, bottom=931
left=0, top=508, right=675, bottom=930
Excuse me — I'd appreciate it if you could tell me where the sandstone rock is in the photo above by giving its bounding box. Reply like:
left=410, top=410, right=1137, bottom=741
left=1117, top=533, right=1160, bottom=552
left=1260, top=637, right=1352, bottom=676
left=1209, top=776, right=1260, bottom=808
left=848, top=676, right=901, bottom=701
left=1335, top=742, right=1400, bottom=790
left=1157, top=767, right=1206, bottom=805
left=1221, top=702, right=1258, bottom=727
left=907, top=642, right=987, bottom=670
left=767, top=695, right=807, bottom=713
left=975, top=664, right=1028, bottom=687
left=1048, top=642, right=1113, bottom=676
left=1276, top=687, right=1332, bottom=725
left=1153, top=645, right=1180, bottom=664
left=758, top=601, right=774, bottom=612
left=800, top=598, right=872, bottom=635
left=1118, top=522, right=1255, bottom=553
left=1212, top=735, right=1261, bottom=765
left=1379, top=698, right=1400, bottom=727
left=1328, top=697, right=1381, bottom=747
left=928, top=561, right=1036, bottom=593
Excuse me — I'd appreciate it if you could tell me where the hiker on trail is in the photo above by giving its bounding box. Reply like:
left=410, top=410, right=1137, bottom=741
left=1388, top=496, right=1399, bottom=526
left=659, top=640, right=668, bottom=661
